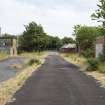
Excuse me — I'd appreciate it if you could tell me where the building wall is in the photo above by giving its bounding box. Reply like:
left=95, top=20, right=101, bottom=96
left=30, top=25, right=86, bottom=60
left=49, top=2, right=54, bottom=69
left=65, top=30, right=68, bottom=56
left=96, top=44, right=103, bottom=58
left=95, top=36, right=105, bottom=58
left=60, top=48, right=76, bottom=53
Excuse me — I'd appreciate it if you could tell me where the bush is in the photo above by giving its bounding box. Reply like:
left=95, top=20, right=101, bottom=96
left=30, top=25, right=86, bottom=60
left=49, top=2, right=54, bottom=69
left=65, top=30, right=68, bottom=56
left=98, top=63, right=105, bottom=73
left=98, top=53, right=105, bottom=62
left=28, top=59, right=41, bottom=65
left=87, top=58, right=99, bottom=71
left=81, top=49, right=94, bottom=58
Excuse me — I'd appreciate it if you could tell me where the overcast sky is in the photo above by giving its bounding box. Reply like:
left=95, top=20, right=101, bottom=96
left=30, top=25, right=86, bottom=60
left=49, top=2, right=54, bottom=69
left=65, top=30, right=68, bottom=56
left=0, top=0, right=99, bottom=38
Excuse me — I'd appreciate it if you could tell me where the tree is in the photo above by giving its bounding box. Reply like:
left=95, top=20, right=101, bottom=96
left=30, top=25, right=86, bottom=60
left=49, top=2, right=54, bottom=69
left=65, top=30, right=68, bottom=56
left=19, top=21, right=62, bottom=52
left=47, top=36, right=62, bottom=50
left=62, top=37, right=74, bottom=44
left=19, top=22, right=47, bottom=51
left=91, top=0, right=105, bottom=60
left=73, top=25, right=102, bottom=53
left=91, top=0, right=105, bottom=27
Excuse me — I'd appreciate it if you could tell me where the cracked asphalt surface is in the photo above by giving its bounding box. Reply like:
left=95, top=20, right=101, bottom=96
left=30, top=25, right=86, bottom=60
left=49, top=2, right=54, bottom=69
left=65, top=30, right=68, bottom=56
left=6, top=54, right=105, bottom=105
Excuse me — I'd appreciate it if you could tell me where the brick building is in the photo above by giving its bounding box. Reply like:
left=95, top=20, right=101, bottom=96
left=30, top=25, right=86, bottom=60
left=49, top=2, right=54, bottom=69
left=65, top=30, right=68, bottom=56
left=60, top=44, right=76, bottom=53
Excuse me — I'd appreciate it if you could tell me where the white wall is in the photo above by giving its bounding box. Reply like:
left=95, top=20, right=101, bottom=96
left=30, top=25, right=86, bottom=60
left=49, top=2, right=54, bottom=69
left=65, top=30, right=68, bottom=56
left=96, top=44, right=103, bottom=58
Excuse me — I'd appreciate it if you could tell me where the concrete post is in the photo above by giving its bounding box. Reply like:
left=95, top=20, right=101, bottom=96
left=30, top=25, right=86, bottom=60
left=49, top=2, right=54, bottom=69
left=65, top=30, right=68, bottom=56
left=10, top=38, right=17, bottom=57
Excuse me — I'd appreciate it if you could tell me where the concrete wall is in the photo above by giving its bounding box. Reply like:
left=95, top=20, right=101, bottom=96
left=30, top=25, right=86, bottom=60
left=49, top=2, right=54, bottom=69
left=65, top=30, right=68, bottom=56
left=96, top=43, right=103, bottom=58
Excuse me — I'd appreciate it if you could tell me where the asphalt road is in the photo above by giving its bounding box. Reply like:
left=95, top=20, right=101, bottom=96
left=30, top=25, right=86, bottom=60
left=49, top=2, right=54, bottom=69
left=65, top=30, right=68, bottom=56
left=7, top=54, right=105, bottom=105
left=0, top=57, right=27, bottom=82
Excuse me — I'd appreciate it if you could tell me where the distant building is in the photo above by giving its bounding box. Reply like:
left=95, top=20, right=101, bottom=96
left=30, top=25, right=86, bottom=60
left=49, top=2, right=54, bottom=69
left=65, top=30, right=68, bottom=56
left=60, top=44, right=76, bottom=53
left=95, top=36, right=105, bottom=57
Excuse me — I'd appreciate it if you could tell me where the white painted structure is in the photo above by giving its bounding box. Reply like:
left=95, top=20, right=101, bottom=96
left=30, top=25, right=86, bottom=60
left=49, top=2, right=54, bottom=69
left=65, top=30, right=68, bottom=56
left=95, top=36, right=105, bottom=58
left=96, top=44, right=103, bottom=58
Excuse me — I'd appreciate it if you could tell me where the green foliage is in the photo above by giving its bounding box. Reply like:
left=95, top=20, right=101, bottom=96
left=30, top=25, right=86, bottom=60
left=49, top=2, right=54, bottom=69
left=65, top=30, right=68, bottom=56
left=98, top=63, right=105, bottom=73
left=47, top=36, right=62, bottom=50
left=98, top=53, right=105, bottom=62
left=73, top=25, right=101, bottom=52
left=28, top=59, right=41, bottom=65
left=87, top=58, right=99, bottom=71
left=91, top=0, right=105, bottom=27
left=19, top=21, right=63, bottom=51
left=81, top=49, right=94, bottom=58
left=19, top=22, right=47, bottom=51
left=62, top=37, right=75, bottom=44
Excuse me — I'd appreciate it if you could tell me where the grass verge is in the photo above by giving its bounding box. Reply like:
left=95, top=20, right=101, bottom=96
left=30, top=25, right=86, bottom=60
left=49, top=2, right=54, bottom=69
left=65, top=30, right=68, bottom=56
left=60, top=53, right=87, bottom=70
left=0, top=52, right=9, bottom=61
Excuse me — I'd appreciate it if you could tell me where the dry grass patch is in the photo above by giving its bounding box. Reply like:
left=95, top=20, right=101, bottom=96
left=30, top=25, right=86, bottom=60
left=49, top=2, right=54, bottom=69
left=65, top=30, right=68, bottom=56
left=0, top=52, right=9, bottom=61
left=61, top=53, right=87, bottom=70
left=20, top=51, right=48, bottom=60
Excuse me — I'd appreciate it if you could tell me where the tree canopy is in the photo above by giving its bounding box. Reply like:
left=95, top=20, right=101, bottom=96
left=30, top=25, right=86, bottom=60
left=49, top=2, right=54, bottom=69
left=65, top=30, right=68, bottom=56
left=19, top=22, right=64, bottom=52
left=73, top=25, right=103, bottom=51
left=62, top=37, right=75, bottom=44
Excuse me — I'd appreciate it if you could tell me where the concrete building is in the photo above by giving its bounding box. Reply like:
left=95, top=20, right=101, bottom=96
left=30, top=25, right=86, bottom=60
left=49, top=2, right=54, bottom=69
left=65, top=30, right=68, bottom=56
left=95, top=36, right=105, bottom=57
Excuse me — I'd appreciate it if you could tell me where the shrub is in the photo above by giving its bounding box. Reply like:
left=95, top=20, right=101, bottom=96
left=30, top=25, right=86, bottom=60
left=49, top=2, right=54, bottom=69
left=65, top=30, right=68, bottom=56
left=28, top=59, right=41, bottom=65
left=98, top=63, right=105, bottom=73
left=81, top=49, right=94, bottom=58
left=87, top=58, right=99, bottom=71
left=98, top=53, right=105, bottom=62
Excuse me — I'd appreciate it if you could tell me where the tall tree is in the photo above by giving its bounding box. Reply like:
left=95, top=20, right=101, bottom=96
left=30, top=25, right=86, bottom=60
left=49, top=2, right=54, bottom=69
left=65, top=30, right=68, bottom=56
left=73, top=25, right=102, bottom=52
left=19, top=22, right=47, bottom=51
left=19, top=21, right=62, bottom=51
left=91, top=0, right=105, bottom=27
left=91, top=0, right=105, bottom=59
left=47, top=36, right=62, bottom=50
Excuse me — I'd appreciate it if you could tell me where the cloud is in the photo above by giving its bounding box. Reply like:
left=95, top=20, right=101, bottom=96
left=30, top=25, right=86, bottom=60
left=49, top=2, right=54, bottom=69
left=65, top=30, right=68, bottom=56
left=0, top=0, right=99, bottom=37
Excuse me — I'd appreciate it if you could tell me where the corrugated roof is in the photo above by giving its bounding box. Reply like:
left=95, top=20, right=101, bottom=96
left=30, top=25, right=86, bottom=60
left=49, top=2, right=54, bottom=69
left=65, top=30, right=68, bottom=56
left=61, top=44, right=76, bottom=49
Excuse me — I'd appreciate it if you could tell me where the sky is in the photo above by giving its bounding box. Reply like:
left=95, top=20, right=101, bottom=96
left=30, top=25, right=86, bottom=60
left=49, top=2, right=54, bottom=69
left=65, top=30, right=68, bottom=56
left=0, top=0, right=99, bottom=38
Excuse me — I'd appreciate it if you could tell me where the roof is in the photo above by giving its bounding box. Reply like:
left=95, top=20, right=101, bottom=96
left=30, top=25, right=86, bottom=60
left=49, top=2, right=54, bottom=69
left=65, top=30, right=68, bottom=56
left=61, top=44, right=76, bottom=49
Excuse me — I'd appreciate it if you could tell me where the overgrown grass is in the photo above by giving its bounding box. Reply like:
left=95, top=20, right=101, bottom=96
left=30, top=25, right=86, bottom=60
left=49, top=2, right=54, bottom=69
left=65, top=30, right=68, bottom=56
left=98, top=63, right=105, bottom=73
left=61, top=53, right=86, bottom=67
left=0, top=52, right=9, bottom=60
left=28, top=58, right=41, bottom=65
left=20, top=51, right=48, bottom=60
left=61, top=53, right=105, bottom=73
